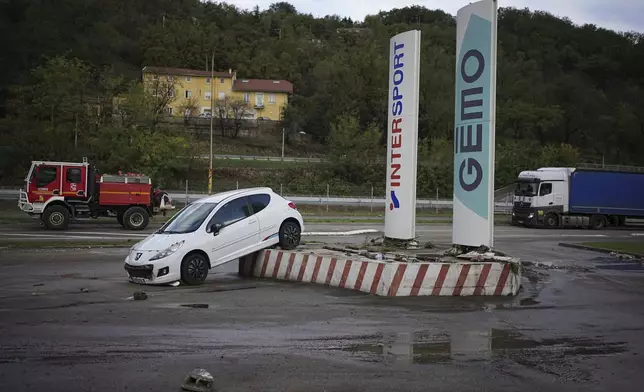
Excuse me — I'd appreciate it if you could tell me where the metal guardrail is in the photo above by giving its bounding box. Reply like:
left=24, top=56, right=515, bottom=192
left=0, top=188, right=513, bottom=212
left=201, top=154, right=325, bottom=163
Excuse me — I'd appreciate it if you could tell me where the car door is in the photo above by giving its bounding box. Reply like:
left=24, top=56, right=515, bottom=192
left=247, top=193, right=279, bottom=244
left=206, top=196, right=260, bottom=267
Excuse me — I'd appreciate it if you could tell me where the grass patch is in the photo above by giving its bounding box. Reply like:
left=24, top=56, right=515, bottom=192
left=579, top=242, right=644, bottom=255
left=304, top=216, right=511, bottom=225
left=0, top=239, right=138, bottom=249
left=295, top=204, right=452, bottom=217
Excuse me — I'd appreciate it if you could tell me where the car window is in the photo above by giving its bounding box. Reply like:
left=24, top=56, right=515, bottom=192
left=212, top=197, right=252, bottom=227
left=157, top=202, right=218, bottom=234
left=248, top=193, right=271, bottom=214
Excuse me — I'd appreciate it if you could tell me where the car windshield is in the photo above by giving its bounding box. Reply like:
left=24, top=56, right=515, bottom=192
left=515, top=182, right=537, bottom=196
left=156, top=202, right=218, bottom=234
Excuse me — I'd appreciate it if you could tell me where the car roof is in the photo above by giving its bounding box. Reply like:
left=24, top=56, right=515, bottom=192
left=196, top=187, right=275, bottom=204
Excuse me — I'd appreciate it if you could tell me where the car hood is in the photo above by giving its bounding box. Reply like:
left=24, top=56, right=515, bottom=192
left=133, top=233, right=192, bottom=251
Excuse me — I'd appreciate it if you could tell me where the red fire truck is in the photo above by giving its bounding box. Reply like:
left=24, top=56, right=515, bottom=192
left=18, top=158, right=174, bottom=230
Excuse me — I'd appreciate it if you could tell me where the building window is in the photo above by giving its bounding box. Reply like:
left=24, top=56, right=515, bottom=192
left=185, top=90, right=191, bottom=98
left=243, top=93, right=250, bottom=103
left=167, top=107, right=173, bottom=115
left=255, top=92, right=264, bottom=107
left=218, top=92, right=226, bottom=100
left=206, top=77, right=211, bottom=84
left=169, top=89, right=175, bottom=98
left=186, top=76, right=191, bottom=82
left=220, top=78, right=225, bottom=84
left=268, top=94, right=276, bottom=104
left=204, top=91, right=211, bottom=100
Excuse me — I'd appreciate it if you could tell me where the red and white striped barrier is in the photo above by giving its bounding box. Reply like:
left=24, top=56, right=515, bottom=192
left=243, top=249, right=521, bottom=297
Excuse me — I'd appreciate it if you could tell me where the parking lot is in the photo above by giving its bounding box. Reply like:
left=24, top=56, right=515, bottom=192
left=1, top=226, right=644, bottom=391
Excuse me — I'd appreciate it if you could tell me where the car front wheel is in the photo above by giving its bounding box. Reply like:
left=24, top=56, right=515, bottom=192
left=180, top=253, right=209, bottom=285
left=279, top=220, right=301, bottom=250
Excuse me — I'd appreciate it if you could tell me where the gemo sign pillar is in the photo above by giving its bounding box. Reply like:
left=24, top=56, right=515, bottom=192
left=385, top=30, right=421, bottom=241
left=453, top=0, right=498, bottom=248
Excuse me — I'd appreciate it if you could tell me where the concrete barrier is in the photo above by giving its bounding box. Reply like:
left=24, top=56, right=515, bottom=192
left=239, top=249, right=521, bottom=297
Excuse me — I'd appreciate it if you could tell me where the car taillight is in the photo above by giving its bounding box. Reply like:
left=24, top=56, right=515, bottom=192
left=288, top=202, right=297, bottom=210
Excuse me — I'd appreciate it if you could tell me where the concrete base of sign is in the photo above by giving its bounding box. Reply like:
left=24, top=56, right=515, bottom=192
left=239, top=248, right=521, bottom=297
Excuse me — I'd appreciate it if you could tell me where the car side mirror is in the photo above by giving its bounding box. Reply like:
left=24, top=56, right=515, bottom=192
left=210, top=222, right=223, bottom=236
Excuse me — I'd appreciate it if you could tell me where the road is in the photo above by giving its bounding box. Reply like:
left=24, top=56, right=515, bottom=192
left=1, top=232, right=644, bottom=391
left=1, top=220, right=643, bottom=266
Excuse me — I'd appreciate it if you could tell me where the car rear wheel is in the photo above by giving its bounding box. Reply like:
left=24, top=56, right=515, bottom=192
left=279, top=220, right=301, bottom=250
left=181, top=253, right=209, bottom=285
left=123, top=206, right=149, bottom=230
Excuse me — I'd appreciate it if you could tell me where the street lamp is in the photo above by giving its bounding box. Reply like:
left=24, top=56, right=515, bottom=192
left=208, top=52, right=214, bottom=195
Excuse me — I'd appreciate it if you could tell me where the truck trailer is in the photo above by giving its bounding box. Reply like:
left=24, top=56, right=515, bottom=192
left=511, top=166, right=644, bottom=229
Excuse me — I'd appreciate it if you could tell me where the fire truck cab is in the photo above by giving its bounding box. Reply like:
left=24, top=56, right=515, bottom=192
left=18, top=158, right=174, bottom=230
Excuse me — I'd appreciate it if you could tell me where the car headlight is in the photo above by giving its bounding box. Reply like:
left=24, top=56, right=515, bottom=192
left=150, top=240, right=185, bottom=261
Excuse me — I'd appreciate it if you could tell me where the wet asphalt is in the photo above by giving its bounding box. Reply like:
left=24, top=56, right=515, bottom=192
left=1, top=231, right=644, bottom=391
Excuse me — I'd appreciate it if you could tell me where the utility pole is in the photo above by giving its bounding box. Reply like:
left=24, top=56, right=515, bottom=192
left=281, top=128, right=285, bottom=161
left=208, top=52, right=214, bottom=195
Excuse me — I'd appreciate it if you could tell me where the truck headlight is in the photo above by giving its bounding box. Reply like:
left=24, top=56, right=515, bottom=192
left=528, top=213, right=534, bottom=219
left=150, top=240, right=185, bottom=261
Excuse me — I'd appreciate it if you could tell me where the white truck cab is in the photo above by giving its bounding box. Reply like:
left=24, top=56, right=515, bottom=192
left=512, top=167, right=572, bottom=227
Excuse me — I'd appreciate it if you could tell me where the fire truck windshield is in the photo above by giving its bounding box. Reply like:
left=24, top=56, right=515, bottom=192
left=157, top=202, right=218, bottom=234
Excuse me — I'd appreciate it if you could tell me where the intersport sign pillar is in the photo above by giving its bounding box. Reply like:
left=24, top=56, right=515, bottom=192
left=453, top=0, right=498, bottom=248
left=384, top=30, right=421, bottom=241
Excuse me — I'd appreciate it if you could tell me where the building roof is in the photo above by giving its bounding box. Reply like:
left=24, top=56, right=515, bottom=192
left=233, top=79, right=294, bottom=94
left=142, top=66, right=233, bottom=78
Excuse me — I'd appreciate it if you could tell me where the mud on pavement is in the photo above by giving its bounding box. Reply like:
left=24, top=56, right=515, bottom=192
left=0, top=248, right=643, bottom=392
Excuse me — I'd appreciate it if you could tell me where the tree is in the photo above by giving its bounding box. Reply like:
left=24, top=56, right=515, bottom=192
left=116, top=77, right=177, bottom=132
left=214, top=98, right=230, bottom=137
left=327, top=113, right=383, bottom=184
left=178, top=96, right=200, bottom=123
left=228, top=99, right=251, bottom=138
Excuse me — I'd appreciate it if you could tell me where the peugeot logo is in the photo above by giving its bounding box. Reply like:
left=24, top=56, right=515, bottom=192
left=135, top=253, right=143, bottom=261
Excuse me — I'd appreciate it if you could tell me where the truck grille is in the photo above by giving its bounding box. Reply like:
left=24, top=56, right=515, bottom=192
left=514, top=201, right=531, bottom=209
left=124, top=264, right=153, bottom=279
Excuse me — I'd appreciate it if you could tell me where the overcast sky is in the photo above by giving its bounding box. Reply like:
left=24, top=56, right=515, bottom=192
left=225, top=0, right=643, bottom=33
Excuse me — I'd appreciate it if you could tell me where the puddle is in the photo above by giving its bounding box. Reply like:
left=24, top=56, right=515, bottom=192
left=596, top=264, right=644, bottom=271
left=588, top=256, right=644, bottom=271
left=327, top=329, right=627, bottom=367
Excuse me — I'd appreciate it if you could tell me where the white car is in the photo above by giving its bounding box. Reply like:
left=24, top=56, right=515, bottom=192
left=124, top=187, right=304, bottom=285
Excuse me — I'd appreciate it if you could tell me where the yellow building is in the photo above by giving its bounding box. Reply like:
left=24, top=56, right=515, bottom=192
left=141, top=66, right=293, bottom=121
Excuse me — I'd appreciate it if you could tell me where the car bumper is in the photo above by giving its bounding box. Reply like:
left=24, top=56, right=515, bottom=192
left=124, top=251, right=182, bottom=285
left=511, top=209, right=539, bottom=226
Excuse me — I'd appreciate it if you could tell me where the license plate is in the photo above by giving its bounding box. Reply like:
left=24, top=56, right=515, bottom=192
left=130, top=277, right=148, bottom=284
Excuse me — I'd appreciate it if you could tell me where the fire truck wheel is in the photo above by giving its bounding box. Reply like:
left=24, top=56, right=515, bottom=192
left=43, top=205, right=70, bottom=230
left=123, top=206, right=149, bottom=230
